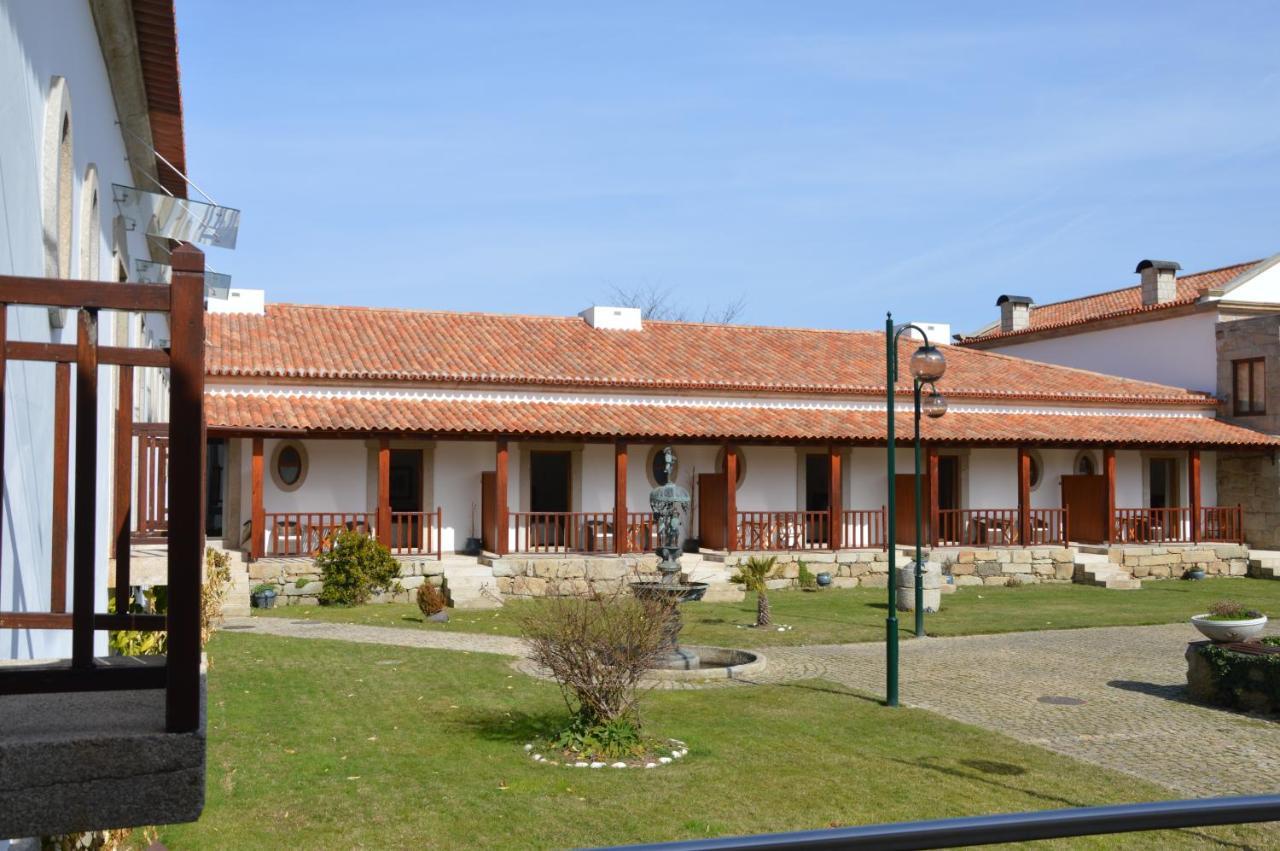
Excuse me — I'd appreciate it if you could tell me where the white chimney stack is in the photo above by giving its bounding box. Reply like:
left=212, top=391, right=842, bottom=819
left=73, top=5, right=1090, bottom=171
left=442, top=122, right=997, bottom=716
left=1136, top=259, right=1181, bottom=306
left=996, top=294, right=1033, bottom=333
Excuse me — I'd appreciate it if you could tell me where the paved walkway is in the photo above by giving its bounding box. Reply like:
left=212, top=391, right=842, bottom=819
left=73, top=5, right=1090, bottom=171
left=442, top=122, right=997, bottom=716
left=223, top=616, right=1277, bottom=796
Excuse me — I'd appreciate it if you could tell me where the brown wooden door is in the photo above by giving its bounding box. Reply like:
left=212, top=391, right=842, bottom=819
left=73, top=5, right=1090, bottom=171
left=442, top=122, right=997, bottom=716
left=1062, top=474, right=1106, bottom=543
left=698, top=473, right=727, bottom=550
left=894, top=473, right=932, bottom=545
left=480, top=471, right=496, bottom=552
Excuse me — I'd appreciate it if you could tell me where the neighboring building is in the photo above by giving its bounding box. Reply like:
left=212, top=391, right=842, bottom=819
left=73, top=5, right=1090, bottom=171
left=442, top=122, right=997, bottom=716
left=0, top=1, right=206, bottom=839
left=957, top=255, right=1280, bottom=547
left=201, top=296, right=1275, bottom=583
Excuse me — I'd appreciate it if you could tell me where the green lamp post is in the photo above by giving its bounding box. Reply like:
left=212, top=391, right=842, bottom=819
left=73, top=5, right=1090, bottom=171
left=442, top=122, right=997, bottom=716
left=884, top=313, right=948, bottom=707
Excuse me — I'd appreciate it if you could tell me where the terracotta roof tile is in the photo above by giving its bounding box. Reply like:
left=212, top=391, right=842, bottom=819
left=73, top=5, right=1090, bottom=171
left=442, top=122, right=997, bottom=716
left=960, top=261, right=1260, bottom=343
left=205, top=392, right=1278, bottom=448
left=206, top=305, right=1215, bottom=406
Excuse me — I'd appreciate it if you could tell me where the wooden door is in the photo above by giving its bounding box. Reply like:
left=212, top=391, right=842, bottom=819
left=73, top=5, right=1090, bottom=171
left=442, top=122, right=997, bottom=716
left=894, top=473, right=931, bottom=545
left=1061, top=474, right=1106, bottom=543
left=480, top=471, right=496, bottom=552
left=698, top=473, right=727, bottom=550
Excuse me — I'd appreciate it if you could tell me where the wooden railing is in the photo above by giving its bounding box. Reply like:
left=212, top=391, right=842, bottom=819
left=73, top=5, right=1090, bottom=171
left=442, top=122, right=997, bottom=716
left=736, top=511, right=831, bottom=551
left=132, top=424, right=169, bottom=543
left=263, top=512, right=375, bottom=556
left=623, top=512, right=657, bottom=553
left=510, top=511, right=612, bottom=554
left=935, top=509, right=1021, bottom=546
left=842, top=508, right=888, bottom=549
left=0, top=247, right=205, bottom=733
left=1026, top=508, right=1069, bottom=546
left=1113, top=507, right=1192, bottom=544
left=390, top=508, right=443, bottom=557
left=1199, top=505, right=1244, bottom=543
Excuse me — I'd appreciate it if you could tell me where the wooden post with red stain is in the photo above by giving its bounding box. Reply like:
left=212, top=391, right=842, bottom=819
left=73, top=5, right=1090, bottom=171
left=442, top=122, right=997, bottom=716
left=113, top=365, right=134, bottom=616
left=377, top=436, right=392, bottom=548
left=1189, top=448, right=1202, bottom=543
left=828, top=445, right=842, bottom=550
left=927, top=445, right=940, bottom=547
left=1103, top=447, right=1117, bottom=543
left=614, top=440, right=627, bottom=554
left=1016, top=447, right=1031, bottom=546
left=70, top=311, right=98, bottom=668
left=495, top=438, right=509, bottom=555
left=251, top=437, right=264, bottom=560
left=51, top=362, right=70, bottom=613
left=724, top=445, right=739, bottom=552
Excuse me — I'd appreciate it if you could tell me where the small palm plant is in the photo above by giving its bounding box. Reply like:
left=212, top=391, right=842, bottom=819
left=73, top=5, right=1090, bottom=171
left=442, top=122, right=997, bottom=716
left=733, top=555, right=777, bottom=627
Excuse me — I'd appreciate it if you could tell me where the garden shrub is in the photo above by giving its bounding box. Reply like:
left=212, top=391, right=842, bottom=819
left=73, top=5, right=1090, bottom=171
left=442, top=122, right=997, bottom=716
left=416, top=581, right=447, bottom=616
left=796, top=560, right=817, bottom=590
left=315, top=531, right=401, bottom=606
left=110, top=547, right=231, bottom=656
left=1193, top=637, right=1280, bottom=714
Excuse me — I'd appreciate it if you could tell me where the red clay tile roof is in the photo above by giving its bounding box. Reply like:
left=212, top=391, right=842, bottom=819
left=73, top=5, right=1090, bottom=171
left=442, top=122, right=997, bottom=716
left=206, top=305, right=1215, bottom=406
left=205, top=392, right=1277, bottom=447
left=959, top=261, right=1260, bottom=344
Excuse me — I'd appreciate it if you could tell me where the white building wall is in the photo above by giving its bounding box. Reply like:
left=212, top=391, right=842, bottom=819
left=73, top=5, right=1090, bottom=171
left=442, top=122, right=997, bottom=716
left=433, top=440, right=492, bottom=553
left=1202, top=451, right=1218, bottom=507
left=578, top=443, right=614, bottom=511
left=0, top=3, right=161, bottom=660
left=1115, top=450, right=1143, bottom=507
left=967, top=448, right=1017, bottom=508
left=982, top=311, right=1219, bottom=393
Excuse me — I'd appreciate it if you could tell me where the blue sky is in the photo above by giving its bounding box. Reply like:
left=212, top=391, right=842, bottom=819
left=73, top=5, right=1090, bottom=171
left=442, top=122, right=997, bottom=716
left=178, top=1, right=1280, bottom=334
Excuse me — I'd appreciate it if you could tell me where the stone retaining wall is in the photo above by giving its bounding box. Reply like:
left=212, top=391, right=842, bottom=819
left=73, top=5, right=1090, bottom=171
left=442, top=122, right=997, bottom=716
left=1108, top=544, right=1248, bottom=578
left=943, top=547, right=1076, bottom=586
left=252, top=558, right=446, bottom=606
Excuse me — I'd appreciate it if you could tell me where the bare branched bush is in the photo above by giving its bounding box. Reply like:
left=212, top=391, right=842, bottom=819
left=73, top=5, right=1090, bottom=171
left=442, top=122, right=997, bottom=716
left=520, top=591, right=673, bottom=727
left=417, top=581, right=447, bottom=616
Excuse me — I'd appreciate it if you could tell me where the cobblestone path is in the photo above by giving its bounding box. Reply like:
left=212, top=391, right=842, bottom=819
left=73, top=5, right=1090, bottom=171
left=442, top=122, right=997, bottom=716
left=225, top=616, right=1277, bottom=795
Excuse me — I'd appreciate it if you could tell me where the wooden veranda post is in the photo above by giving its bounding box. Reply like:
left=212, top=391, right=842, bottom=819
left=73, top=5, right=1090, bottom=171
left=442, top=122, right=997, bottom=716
left=113, top=365, right=133, bottom=616
left=1016, top=447, right=1031, bottom=546
left=495, top=438, right=509, bottom=555
left=166, top=243, right=206, bottom=733
left=70, top=309, right=99, bottom=668
left=250, top=437, right=264, bottom=560
left=927, top=445, right=939, bottom=547
left=1189, top=448, right=1202, bottom=543
left=1103, top=447, right=1116, bottom=543
left=614, top=440, right=627, bottom=555
left=377, top=436, right=391, bottom=548
left=724, top=445, right=738, bottom=552
left=828, top=445, right=842, bottom=549
left=51, top=362, right=70, bottom=613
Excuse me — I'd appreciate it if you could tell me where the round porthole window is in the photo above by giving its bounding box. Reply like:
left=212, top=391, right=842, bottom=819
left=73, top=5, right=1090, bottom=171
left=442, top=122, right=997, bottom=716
left=271, top=442, right=308, bottom=491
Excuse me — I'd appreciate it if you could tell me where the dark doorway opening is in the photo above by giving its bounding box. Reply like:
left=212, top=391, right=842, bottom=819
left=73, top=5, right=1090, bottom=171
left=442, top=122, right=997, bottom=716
left=205, top=439, right=225, bottom=537
left=937, top=455, right=960, bottom=512
left=389, top=449, right=422, bottom=549
left=1149, top=458, right=1177, bottom=509
left=530, top=451, right=571, bottom=513
left=804, top=454, right=829, bottom=512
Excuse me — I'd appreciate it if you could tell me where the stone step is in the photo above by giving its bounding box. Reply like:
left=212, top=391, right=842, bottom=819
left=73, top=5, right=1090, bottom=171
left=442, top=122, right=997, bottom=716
left=1104, top=576, right=1142, bottom=590
left=1072, top=557, right=1140, bottom=589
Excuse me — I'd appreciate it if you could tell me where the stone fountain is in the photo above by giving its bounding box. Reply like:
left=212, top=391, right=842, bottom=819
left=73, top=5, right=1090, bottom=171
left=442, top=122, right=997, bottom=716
left=629, top=446, right=709, bottom=670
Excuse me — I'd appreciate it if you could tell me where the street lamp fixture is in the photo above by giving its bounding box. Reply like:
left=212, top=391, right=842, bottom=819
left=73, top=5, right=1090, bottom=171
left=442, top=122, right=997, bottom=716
left=883, top=314, right=948, bottom=708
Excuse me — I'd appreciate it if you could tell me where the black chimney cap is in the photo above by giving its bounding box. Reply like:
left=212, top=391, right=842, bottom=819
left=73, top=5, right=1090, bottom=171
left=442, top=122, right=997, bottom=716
left=995, top=294, right=1034, bottom=306
left=1135, top=259, right=1181, bottom=273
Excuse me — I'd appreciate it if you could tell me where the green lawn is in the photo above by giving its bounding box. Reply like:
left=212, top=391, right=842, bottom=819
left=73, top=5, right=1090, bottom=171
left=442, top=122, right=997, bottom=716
left=160, top=632, right=1271, bottom=849
left=256, top=578, right=1280, bottom=648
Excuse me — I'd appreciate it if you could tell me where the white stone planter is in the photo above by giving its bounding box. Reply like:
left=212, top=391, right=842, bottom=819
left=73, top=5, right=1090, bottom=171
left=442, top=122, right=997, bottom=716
left=1190, top=614, right=1268, bottom=643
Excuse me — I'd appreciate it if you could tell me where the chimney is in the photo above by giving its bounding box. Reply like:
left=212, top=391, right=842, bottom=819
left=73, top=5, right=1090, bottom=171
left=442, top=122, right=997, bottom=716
left=579, top=305, right=642, bottom=330
left=1136, top=259, right=1181, bottom=306
left=996, top=294, right=1033, bottom=333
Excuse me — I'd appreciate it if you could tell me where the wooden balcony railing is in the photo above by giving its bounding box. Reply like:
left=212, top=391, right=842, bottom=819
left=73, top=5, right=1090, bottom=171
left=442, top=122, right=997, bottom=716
left=262, top=512, right=375, bottom=557
left=1113, top=506, right=1243, bottom=544
left=0, top=248, right=205, bottom=733
left=842, top=508, right=888, bottom=549
left=507, top=511, right=657, bottom=554
left=736, top=511, right=832, bottom=551
left=389, top=509, right=443, bottom=557
left=1026, top=508, right=1069, bottom=546
left=1199, top=505, right=1244, bottom=543
left=934, top=508, right=1069, bottom=547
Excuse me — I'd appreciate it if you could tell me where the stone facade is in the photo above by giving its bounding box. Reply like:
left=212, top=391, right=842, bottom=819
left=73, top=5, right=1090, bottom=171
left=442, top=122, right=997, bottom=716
left=943, top=547, right=1076, bottom=586
left=1217, top=451, right=1280, bottom=549
left=1107, top=543, right=1248, bottom=578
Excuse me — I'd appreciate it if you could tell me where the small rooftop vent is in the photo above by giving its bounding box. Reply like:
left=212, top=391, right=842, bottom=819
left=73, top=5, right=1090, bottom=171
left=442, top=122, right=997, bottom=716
left=995, top=294, right=1033, bottom=333
left=206, top=287, right=266, bottom=315
left=1136, top=259, right=1181, bottom=306
left=906, top=321, right=951, bottom=345
left=579, top=305, right=642, bottom=331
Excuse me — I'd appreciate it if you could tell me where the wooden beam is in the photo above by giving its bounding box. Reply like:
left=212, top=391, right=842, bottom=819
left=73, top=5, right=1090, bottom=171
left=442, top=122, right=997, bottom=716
left=725, top=445, right=739, bottom=551
left=165, top=242, right=206, bottom=733
left=1189, top=448, right=1202, bottom=543
left=494, top=438, right=509, bottom=556
left=251, top=436, right=264, bottom=560
left=0, top=277, right=171, bottom=311
left=828, top=445, right=842, bottom=550
left=71, top=309, right=99, bottom=668
left=113, top=366, right=133, bottom=615
left=5, top=341, right=169, bottom=367
left=614, top=440, right=627, bottom=555
left=51, top=362, right=70, bottom=613
left=1103, top=447, right=1117, bottom=543
left=927, top=445, right=940, bottom=547
left=378, top=436, right=391, bottom=547
left=1016, top=447, right=1031, bottom=546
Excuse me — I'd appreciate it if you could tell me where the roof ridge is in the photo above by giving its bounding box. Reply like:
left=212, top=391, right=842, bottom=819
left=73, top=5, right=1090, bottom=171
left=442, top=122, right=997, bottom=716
left=1017, top=258, right=1261, bottom=313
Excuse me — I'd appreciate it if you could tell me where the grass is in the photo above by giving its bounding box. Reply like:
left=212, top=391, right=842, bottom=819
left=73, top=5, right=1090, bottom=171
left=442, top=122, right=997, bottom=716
left=160, top=632, right=1273, bottom=849
left=256, top=577, right=1280, bottom=648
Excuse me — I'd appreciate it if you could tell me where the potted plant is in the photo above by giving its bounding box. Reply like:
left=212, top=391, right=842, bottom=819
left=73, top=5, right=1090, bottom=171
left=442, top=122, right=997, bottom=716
left=1183, top=567, right=1206, bottom=581
left=1190, top=600, right=1267, bottom=642
left=816, top=571, right=833, bottom=588
left=251, top=583, right=278, bottom=609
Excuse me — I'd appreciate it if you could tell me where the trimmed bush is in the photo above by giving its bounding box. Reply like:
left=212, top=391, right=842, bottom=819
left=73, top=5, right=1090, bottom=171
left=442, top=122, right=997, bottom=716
left=316, top=531, right=401, bottom=606
left=417, top=582, right=447, bottom=616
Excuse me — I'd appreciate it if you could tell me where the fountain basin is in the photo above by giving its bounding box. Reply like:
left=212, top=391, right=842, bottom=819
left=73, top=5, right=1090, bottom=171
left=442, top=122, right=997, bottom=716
left=630, top=581, right=709, bottom=603
left=641, top=646, right=766, bottom=683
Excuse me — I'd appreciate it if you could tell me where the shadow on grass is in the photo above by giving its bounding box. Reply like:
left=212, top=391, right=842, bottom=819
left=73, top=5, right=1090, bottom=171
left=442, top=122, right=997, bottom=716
left=459, top=709, right=568, bottom=745
left=744, top=678, right=883, bottom=706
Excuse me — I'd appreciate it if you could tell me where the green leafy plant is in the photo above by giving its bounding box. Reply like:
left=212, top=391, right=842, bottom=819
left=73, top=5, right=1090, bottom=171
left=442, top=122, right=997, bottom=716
left=732, top=555, right=777, bottom=626
left=252, top=583, right=277, bottom=596
left=315, top=531, right=401, bottom=606
left=201, top=547, right=233, bottom=646
left=295, top=577, right=310, bottom=589
left=108, top=588, right=168, bottom=656
left=416, top=581, right=447, bottom=616
left=1205, top=600, right=1263, bottom=621
left=796, top=560, right=817, bottom=590
left=552, top=714, right=648, bottom=760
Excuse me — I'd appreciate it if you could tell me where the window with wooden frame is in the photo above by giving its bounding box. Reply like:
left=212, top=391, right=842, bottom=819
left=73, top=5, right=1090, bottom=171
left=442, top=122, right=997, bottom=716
left=1232, top=357, right=1265, bottom=416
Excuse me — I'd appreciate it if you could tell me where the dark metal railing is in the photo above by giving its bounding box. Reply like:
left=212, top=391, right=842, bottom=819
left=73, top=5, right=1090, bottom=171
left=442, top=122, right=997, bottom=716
left=599, top=794, right=1280, bottom=850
